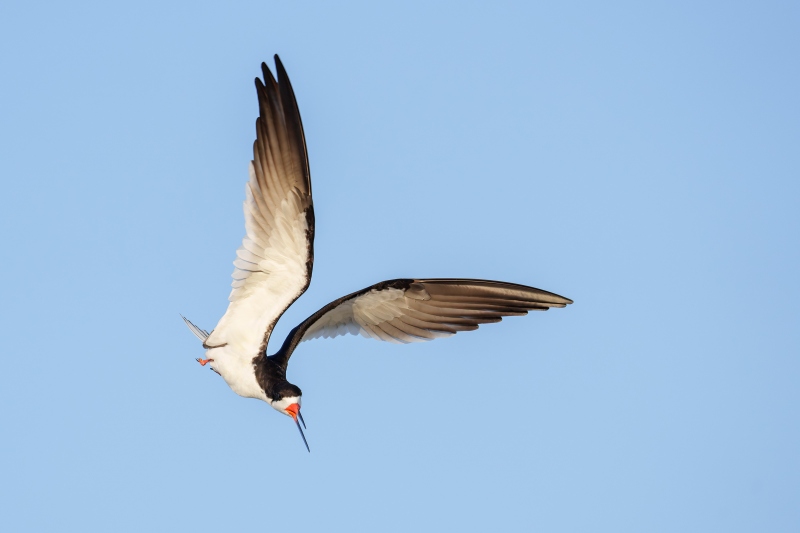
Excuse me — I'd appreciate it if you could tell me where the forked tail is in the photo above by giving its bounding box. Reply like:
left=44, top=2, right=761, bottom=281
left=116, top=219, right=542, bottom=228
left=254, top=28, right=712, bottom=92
left=181, top=315, right=210, bottom=342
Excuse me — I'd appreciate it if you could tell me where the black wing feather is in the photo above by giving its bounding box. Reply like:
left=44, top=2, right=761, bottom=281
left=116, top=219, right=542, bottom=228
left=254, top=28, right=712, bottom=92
left=270, top=279, right=572, bottom=367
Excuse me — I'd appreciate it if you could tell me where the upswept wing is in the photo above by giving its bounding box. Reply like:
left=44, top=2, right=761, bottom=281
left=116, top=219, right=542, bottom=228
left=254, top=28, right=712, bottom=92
left=205, top=56, right=314, bottom=358
left=271, top=279, right=572, bottom=365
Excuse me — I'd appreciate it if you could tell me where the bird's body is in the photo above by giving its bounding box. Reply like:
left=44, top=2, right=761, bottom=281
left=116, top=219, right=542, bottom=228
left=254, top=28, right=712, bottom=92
left=183, top=56, right=572, bottom=450
left=205, top=345, right=267, bottom=401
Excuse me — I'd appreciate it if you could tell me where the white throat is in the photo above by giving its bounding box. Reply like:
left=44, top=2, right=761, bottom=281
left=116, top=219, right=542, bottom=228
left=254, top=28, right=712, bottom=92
left=271, top=395, right=301, bottom=414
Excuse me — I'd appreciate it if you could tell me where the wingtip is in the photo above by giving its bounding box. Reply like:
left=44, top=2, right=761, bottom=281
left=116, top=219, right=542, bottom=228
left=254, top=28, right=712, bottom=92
left=274, top=54, right=290, bottom=82
left=556, top=294, right=574, bottom=305
left=261, top=61, right=277, bottom=86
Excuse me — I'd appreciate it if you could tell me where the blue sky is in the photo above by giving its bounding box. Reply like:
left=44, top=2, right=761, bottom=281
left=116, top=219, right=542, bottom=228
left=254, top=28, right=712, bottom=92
left=1, top=1, right=798, bottom=531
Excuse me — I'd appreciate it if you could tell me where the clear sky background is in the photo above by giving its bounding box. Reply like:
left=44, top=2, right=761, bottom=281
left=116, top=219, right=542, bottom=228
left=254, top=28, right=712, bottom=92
left=1, top=1, right=798, bottom=531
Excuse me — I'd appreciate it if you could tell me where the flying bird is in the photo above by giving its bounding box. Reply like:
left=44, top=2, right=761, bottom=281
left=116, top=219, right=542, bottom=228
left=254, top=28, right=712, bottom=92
left=183, top=56, right=573, bottom=452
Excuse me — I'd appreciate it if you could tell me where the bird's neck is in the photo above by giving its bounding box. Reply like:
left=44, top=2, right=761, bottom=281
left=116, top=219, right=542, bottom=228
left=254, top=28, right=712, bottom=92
left=254, top=355, right=300, bottom=402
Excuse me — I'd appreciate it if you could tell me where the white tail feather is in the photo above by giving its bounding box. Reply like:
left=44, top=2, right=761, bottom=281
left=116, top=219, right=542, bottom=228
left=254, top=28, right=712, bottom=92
left=181, top=315, right=210, bottom=342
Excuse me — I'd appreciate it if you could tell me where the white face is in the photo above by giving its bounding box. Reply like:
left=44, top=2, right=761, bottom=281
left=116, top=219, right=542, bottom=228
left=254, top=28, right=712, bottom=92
left=270, top=395, right=301, bottom=415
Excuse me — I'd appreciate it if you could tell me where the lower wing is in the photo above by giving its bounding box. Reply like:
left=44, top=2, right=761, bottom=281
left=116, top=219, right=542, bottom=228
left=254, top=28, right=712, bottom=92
left=271, top=278, right=572, bottom=365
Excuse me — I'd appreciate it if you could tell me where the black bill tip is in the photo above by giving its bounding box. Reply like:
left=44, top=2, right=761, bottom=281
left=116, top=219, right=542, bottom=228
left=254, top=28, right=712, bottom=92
left=295, top=418, right=310, bottom=453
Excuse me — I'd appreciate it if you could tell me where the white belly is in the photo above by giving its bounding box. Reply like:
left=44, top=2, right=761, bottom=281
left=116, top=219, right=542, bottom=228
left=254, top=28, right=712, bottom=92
left=206, top=345, right=268, bottom=402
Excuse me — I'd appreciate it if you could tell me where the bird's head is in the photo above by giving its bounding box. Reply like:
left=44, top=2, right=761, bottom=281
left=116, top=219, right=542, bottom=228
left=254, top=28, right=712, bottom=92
left=271, top=394, right=309, bottom=452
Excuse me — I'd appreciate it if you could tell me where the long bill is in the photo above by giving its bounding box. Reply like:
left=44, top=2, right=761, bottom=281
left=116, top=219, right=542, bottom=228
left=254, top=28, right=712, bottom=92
left=294, top=417, right=310, bottom=453
left=285, top=403, right=310, bottom=452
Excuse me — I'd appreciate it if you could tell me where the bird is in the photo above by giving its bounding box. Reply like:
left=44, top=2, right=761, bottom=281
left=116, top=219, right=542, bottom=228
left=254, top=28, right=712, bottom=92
left=182, top=56, right=573, bottom=452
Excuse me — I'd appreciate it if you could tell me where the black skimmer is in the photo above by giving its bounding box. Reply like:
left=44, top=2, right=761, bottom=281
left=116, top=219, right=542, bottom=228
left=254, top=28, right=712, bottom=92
left=183, top=56, right=573, bottom=452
